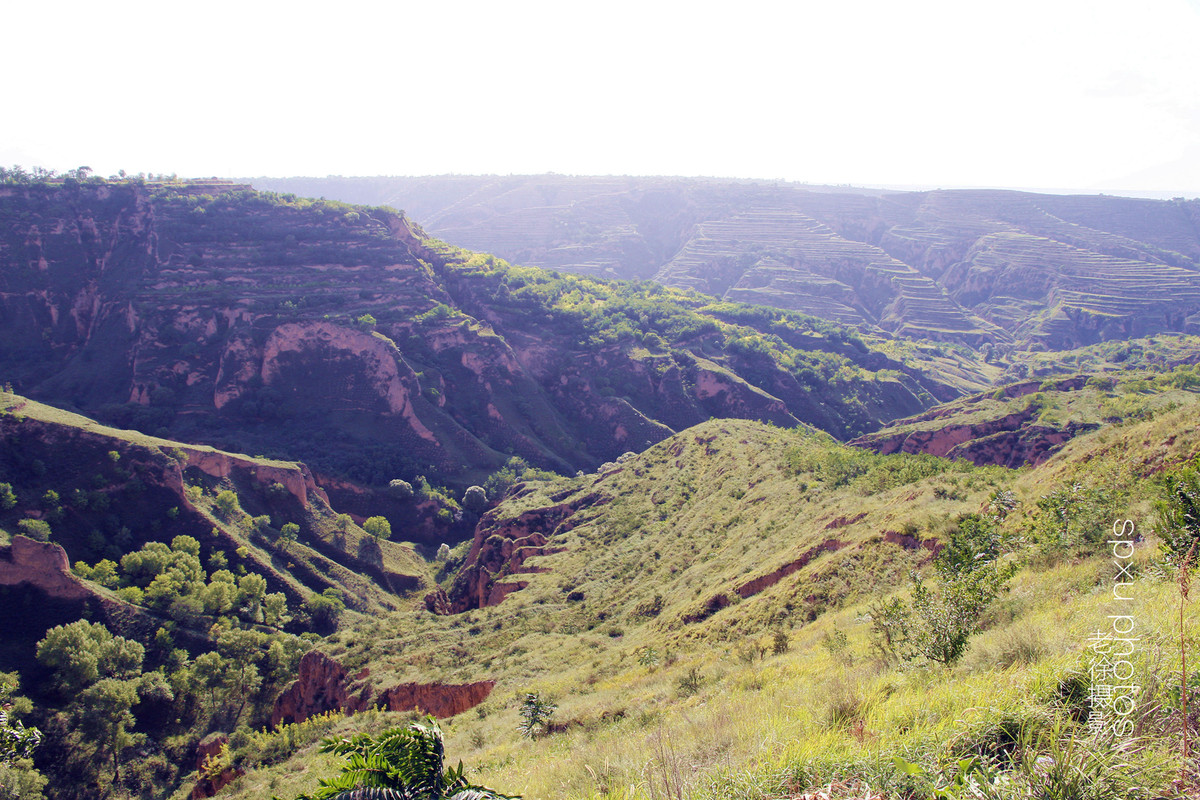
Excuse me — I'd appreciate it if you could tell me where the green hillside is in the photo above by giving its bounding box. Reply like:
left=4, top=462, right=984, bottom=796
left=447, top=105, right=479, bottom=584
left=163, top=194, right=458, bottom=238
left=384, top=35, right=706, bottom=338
left=0, top=387, right=434, bottom=798
left=212, top=384, right=1200, bottom=800
left=5, top=174, right=1200, bottom=800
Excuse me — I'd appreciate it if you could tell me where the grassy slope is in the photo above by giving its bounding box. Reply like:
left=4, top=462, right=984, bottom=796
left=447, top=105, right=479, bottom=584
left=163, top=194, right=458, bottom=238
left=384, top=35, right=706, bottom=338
left=860, top=364, right=1200, bottom=438
left=0, top=389, right=431, bottom=610
left=219, top=378, right=1200, bottom=800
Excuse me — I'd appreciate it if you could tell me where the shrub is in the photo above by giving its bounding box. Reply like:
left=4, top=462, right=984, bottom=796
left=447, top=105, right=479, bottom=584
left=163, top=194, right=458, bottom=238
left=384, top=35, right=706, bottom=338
left=214, top=490, right=240, bottom=518
left=462, top=485, right=488, bottom=513
left=935, top=514, right=1001, bottom=578
left=676, top=667, right=704, bottom=697
left=1155, top=465, right=1200, bottom=564
left=868, top=597, right=910, bottom=663
left=518, top=692, right=556, bottom=739
left=16, top=519, right=50, bottom=542
left=387, top=479, right=413, bottom=499
left=304, top=591, right=344, bottom=631
left=907, top=565, right=1015, bottom=665
left=819, top=629, right=847, bottom=656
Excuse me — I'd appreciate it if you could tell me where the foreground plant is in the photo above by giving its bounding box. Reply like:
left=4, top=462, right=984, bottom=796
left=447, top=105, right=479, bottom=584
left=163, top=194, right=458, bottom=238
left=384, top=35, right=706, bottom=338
left=517, top=692, right=556, bottom=739
left=1180, top=539, right=1196, bottom=781
left=289, top=717, right=517, bottom=800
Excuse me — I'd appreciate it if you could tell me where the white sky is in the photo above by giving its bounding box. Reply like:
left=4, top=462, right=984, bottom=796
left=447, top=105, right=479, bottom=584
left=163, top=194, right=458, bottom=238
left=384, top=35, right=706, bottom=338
left=4, top=0, right=1200, bottom=196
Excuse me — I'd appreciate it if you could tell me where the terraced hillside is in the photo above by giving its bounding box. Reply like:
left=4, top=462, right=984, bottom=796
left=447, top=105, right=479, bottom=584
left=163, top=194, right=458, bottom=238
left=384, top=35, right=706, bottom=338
left=253, top=175, right=1200, bottom=348
left=654, top=209, right=1003, bottom=344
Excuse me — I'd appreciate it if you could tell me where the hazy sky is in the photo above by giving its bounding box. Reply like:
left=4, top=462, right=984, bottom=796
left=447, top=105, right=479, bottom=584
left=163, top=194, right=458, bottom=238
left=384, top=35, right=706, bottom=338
left=5, top=0, right=1200, bottom=195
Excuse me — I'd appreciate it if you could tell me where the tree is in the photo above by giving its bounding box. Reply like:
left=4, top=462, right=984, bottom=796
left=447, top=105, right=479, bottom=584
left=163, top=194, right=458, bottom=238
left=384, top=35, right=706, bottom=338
left=171, top=535, right=201, bottom=557
left=0, top=483, right=15, bottom=511
left=280, top=522, right=300, bottom=550
left=76, top=678, right=140, bottom=782
left=215, top=490, right=240, bottom=519
left=0, top=680, right=41, bottom=766
left=215, top=628, right=266, bottom=722
left=35, top=623, right=167, bottom=787
left=120, top=542, right=174, bottom=587
left=462, top=486, right=487, bottom=514
left=200, top=580, right=237, bottom=616
left=35, top=621, right=143, bottom=696
left=0, top=760, right=48, bottom=800
left=363, top=516, right=392, bottom=542
left=0, top=676, right=45, bottom=800
left=294, top=717, right=517, bottom=800
left=263, top=592, right=290, bottom=628
left=237, top=573, right=268, bottom=619
left=388, top=480, right=414, bottom=500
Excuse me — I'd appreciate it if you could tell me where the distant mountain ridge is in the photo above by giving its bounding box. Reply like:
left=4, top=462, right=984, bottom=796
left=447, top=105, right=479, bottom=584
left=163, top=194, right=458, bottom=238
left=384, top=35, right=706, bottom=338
left=252, top=175, right=1200, bottom=348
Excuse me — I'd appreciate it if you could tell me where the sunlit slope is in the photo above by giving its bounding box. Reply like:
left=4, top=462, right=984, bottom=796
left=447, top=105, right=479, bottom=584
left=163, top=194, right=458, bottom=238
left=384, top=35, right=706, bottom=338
left=219, top=391, right=1200, bottom=799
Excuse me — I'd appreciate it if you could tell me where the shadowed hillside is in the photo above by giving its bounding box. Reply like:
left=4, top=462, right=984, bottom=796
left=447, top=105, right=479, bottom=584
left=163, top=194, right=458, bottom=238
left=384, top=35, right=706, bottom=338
left=0, top=180, right=989, bottom=491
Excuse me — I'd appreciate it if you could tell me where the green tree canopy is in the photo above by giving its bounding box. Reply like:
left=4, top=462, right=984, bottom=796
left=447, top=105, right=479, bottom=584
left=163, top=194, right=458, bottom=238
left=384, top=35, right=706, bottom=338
left=363, top=516, right=392, bottom=542
left=35, top=621, right=144, bottom=696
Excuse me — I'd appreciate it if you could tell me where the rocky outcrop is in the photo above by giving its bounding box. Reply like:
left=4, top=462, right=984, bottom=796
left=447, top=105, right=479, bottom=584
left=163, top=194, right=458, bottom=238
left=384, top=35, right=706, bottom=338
left=444, top=499, right=585, bottom=613
left=735, top=538, right=845, bottom=599
left=183, top=448, right=328, bottom=509
left=850, top=409, right=1098, bottom=468
left=270, top=651, right=355, bottom=727
left=191, top=733, right=244, bottom=800
left=270, top=650, right=494, bottom=726
left=855, top=411, right=1032, bottom=460
left=375, top=681, right=496, bottom=719
left=849, top=376, right=1096, bottom=468
left=0, top=536, right=91, bottom=601
left=882, top=529, right=942, bottom=557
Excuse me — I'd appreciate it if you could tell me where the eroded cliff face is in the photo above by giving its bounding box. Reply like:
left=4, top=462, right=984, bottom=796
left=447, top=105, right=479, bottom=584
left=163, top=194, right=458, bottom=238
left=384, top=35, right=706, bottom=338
left=0, top=182, right=958, bottom=489
left=0, top=536, right=92, bottom=601
left=427, top=482, right=616, bottom=614
left=848, top=377, right=1097, bottom=468
left=270, top=650, right=494, bottom=726
left=191, top=734, right=244, bottom=800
